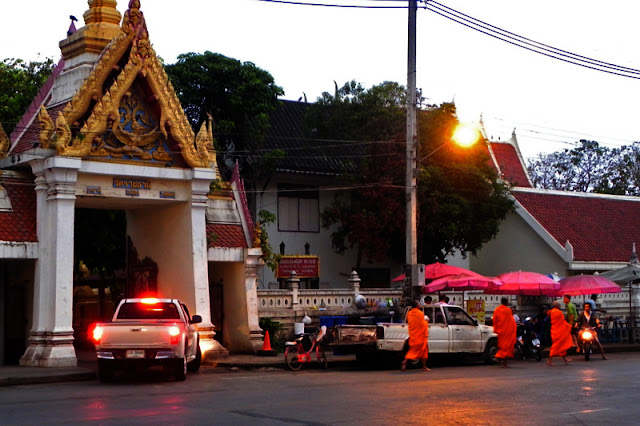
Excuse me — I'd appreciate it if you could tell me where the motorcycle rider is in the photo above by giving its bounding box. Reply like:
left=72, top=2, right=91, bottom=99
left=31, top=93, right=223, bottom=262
left=578, top=302, right=608, bottom=360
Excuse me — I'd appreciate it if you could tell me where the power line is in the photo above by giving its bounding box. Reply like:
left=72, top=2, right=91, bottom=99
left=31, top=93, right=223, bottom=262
left=257, top=0, right=407, bottom=8
left=427, top=1, right=640, bottom=76
left=423, top=2, right=640, bottom=80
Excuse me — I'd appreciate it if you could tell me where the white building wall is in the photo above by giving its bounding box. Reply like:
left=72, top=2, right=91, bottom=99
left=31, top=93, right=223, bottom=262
left=256, top=179, right=401, bottom=289
left=470, top=211, right=569, bottom=277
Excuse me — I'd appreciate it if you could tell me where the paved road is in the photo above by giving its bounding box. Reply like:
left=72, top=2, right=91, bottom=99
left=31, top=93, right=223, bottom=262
left=0, top=353, right=637, bottom=425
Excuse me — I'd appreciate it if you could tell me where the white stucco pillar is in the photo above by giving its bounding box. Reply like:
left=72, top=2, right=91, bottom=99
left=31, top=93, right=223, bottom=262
left=21, top=157, right=80, bottom=367
left=245, top=248, right=264, bottom=351
left=190, top=169, right=216, bottom=346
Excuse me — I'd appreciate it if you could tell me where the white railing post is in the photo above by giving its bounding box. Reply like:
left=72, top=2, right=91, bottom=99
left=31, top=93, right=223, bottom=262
left=349, top=269, right=361, bottom=299
left=287, top=271, right=300, bottom=309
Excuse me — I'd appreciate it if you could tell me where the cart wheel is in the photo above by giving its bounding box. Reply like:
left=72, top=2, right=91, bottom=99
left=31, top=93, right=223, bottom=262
left=285, top=346, right=303, bottom=371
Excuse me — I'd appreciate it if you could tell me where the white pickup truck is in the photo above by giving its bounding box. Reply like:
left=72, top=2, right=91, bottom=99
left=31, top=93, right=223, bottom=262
left=330, top=304, right=498, bottom=364
left=92, top=298, right=202, bottom=382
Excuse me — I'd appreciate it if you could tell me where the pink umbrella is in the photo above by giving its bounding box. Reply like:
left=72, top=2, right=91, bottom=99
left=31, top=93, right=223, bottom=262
left=423, top=273, right=503, bottom=293
left=555, top=274, right=622, bottom=296
left=492, top=271, right=561, bottom=296
left=391, top=262, right=482, bottom=283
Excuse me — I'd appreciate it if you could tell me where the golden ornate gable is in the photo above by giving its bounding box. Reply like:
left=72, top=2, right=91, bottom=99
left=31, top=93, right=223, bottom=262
left=48, top=0, right=214, bottom=168
left=0, top=123, right=8, bottom=159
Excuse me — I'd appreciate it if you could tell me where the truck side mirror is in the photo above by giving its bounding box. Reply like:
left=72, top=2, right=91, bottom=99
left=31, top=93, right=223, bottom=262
left=191, top=315, right=203, bottom=324
left=473, top=319, right=478, bottom=326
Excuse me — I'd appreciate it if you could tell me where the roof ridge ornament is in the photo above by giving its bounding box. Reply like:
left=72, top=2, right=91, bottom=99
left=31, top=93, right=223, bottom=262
left=0, top=123, right=9, bottom=159
left=630, top=243, right=638, bottom=265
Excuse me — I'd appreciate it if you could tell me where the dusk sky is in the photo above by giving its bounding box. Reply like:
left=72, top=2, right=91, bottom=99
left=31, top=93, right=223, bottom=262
left=3, top=0, right=640, bottom=161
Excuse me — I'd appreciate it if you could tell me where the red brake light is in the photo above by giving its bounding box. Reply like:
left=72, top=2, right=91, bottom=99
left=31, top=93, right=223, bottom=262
left=169, top=325, right=181, bottom=344
left=92, top=326, right=103, bottom=344
left=141, top=298, right=160, bottom=304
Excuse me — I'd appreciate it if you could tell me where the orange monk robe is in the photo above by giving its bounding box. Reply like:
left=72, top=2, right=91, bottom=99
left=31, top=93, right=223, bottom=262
left=549, top=307, right=574, bottom=357
left=405, top=308, right=429, bottom=360
left=493, top=304, right=516, bottom=359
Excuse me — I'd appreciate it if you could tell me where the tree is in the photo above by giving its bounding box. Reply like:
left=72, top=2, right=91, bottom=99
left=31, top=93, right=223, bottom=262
left=0, top=57, right=54, bottom=134
left=314, top=81, right=514, bottom=266
left=527, top=140, right=640, bottom=195
left=165, top=51, right=284, bottom=177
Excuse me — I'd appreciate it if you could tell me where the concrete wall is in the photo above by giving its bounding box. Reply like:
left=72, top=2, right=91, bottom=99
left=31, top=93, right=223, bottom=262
left=470, top=211, right=568, bottom=277
left=255, top=178, right=401, bottom=289
left=127, top=203, right=197, bottom=309
left=208, top=261, right=254, bottom=353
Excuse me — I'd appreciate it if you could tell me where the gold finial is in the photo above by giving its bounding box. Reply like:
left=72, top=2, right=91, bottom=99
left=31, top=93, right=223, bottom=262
left=60, top=0, right=123, bottom=59
left=83, top=0, right=122, bottom=26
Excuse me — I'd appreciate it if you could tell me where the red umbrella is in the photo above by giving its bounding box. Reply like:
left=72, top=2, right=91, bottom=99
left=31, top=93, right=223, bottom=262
left=391, top=262, right=481, bottom=283
left=423, top=273, right=503, bottom=293
left=555, top=274, right=622, bottom=296
left=492, top=271, right=561, bottom=296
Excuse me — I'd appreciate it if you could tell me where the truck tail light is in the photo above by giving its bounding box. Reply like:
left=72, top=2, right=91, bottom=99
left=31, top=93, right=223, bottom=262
left=169, top=325, right=181, bottom=344
left=92, top=325, right=103, bottom=344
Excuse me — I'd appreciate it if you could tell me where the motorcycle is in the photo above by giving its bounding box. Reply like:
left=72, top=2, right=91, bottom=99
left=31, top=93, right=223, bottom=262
left=514, top=318, right=542, bottom=362
left=579, top=327, right=597, bottom=361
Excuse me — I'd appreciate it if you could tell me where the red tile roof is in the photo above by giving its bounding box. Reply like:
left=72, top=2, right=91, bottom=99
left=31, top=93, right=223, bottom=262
left=206, top=224, right=247, bottom=249
left=489, top=142, right=532, bottom=187
left=513, top=189, right=640, bottom=262
left=0, top=177, right=37, bottom=242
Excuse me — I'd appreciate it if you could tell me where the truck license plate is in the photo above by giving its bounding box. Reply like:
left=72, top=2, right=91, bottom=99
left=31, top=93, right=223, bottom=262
left=126, top=350, right=145, bottom=359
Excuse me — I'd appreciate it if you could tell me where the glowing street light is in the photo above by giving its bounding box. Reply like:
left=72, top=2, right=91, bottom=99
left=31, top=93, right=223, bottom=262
left=452, top=123, right=481, bottom=148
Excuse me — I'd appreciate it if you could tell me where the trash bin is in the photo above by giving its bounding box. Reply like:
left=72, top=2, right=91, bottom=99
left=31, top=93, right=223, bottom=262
left=333, top=316, right=348, bottom=326
left=319, top=317, right=335, bottom=328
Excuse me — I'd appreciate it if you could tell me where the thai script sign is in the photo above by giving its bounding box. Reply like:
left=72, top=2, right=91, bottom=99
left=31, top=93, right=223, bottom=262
left=276, top=256, right=319, bottom=279
left=86, top=186, right=102, bottom=195
left=159, top=191, right=175, bottom=199
left=467, top=299, right=486, bottom=324
left=113, top=178, right=151, bottom=190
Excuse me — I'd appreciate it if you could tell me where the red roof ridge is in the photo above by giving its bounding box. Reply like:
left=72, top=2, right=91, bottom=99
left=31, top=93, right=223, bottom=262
left=513, top=186, right=640, bottom=203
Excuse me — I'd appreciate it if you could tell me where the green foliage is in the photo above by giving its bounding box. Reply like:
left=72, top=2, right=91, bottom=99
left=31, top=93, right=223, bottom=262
left=165, top=51, right=284, bottom=177
left=0, top=57, right=54, bottom=134
left=528, top=140, right=640, bottom=195
left=258, top=317, right=284, bottom=352
left=257, top=210, right=281, bottom=273
left=312, top=81, right=514, bottom=265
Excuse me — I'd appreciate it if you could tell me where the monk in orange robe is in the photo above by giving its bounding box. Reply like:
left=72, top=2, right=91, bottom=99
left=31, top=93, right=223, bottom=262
left=493, top=297, right=516, bottom=367
left=547, top=300, right=574, bottom=365
left=401, top=299, right=430, bottom=371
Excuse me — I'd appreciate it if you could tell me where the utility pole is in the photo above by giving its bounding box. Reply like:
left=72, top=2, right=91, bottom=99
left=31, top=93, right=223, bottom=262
left=406, top=0, right=418, bottom=287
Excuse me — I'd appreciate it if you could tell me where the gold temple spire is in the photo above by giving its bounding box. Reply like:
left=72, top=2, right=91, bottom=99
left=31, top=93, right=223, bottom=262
left=60, top=0, right=122, bottom=60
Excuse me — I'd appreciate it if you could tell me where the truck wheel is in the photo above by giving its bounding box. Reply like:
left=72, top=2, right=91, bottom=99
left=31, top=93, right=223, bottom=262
left=187, top=342, right=201, bottom=373
left=484, top=339, right=498, bottom=364
left=97, top=360, right=113, bottom=383
left=174, top=355, right=187, bottom=381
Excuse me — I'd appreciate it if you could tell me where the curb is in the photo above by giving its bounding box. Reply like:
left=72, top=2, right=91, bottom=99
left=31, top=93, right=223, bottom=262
left=0, top=371, right=96, bottom=387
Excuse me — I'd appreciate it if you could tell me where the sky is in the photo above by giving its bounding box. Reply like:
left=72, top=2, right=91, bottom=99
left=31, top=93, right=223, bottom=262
left=3, top=0, right=640, bottom=161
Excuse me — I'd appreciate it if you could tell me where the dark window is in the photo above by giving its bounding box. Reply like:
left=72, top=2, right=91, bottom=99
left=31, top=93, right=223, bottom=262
left=277, top=184, right=319, bottom=232
left=117, top=302, right=180, bottom=320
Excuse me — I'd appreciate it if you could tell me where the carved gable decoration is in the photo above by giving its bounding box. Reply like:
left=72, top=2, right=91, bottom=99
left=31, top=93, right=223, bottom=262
left=0, top=123, right=9, bottom=159
left=46, top=0, right=214, bottom=168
